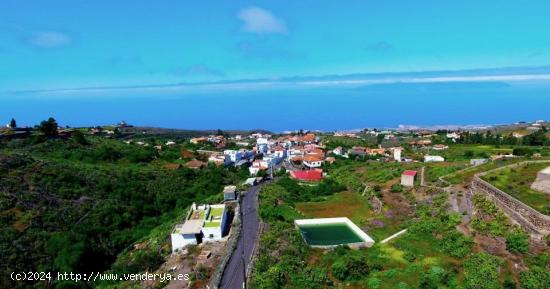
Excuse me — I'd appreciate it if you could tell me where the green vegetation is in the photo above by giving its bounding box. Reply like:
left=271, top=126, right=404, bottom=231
left=463, top=253, right=501, bottom=289
left=296, top=192, right=373, bottom=225
left=471, top=193, right=532, bottom=255
left=455, top=128, right=550, bottom=147
left=321, top=135, right=368, bottom=150
left=482, top=162, right=550, bottom=214
left=505, top=230, right=530, bottom=254
left=443, top=157, right=527, bottom=185
left=252, top=173, right=480, bottom=289
left=470, top=193, right=513, bottom=237
left=520, top=253, right=550, bottom=289
left=0, top=133, right=246, bottom=289
left=438, top=144, right=511, bottom=162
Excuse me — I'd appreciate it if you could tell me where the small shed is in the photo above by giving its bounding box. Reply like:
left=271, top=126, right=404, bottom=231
left=401, top=170, right=417, bottom=187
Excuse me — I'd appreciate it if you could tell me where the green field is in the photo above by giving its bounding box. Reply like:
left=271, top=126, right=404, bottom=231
left=443, top=157, right=527, bottom=185
left=296, top=192, right=373, bottom=225
left=436, top=145, right=513, bottom=162
left=483, top=162, right=550, bottom=214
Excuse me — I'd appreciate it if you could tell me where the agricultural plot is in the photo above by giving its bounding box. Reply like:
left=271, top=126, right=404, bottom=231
left=482, top=162, right=550, bottom=214
left=296, top=192, right=373, bottom=225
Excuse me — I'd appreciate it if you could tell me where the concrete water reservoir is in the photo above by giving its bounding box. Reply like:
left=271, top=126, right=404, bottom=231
left=294, top=217, right=375, bottom=249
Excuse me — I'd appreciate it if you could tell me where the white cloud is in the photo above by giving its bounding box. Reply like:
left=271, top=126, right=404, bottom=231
left=237, top=7, right=287, bottom=34
left=27, top=31, right=71, bottom=48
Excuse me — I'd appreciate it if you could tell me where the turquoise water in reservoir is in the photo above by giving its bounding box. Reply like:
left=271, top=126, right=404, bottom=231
left=298, top=223, right=364, bottom=246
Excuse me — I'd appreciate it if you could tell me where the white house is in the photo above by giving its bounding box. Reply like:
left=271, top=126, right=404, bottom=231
left=224, top=150, right=243, bottom=163
left=446, top=132, right=460, bottom=140
left=424, top=155, right=445, bottom=162
left=392, top=148, right=402, bottom=162
left=201, top=204, right=229, bottom=241
left=272, top=146, right=287, bottom=159
left=332, top=146, right=344, bottom=156
left=249, top=160, right=268, bottom=176
left=287, top=147, right=305, bottom=161
left=303, top=155, right=324, bottom=168
left=170, top=220, right=203, bottom=252
left=432, top=144, right=449, bottom=151
left=171, top=203, right=230, bottom=252
left=208, top=155, right=227, bottom=166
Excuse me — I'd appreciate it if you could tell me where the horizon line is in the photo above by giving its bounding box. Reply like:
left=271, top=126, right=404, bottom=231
left=5, top=64, right=550, bottom=96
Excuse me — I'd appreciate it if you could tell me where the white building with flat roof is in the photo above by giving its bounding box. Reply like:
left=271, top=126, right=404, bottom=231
left=170, top=220, right=203, bottom=251
left=171, top=203, right=230, bottom=252
left=202, top=204, right=228, bottom=241
left=424, top=155, right=445, bottom=162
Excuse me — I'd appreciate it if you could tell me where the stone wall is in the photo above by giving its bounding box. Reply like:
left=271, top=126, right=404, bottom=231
left=208, top=203, right=241, bottom=289
left=472, top=160, right=550, bottom=236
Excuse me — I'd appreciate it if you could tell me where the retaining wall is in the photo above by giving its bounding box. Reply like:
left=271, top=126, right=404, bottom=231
left=472, top=160, right=550, bottom=236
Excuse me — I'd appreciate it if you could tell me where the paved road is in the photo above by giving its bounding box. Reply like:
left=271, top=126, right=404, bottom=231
left=220, top=185, right=261, bottom=289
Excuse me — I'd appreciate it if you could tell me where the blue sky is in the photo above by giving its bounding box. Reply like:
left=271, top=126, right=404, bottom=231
left=1, top=0, right=550, bottom=92
left=2, top=1, right=550, bottom=130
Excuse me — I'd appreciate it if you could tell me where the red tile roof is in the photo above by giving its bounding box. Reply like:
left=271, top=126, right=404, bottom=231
left=402, top=170, right=417, bottom=177
left=300, top=133, right=316, bottom=142
left=304, top=155, right=324, bottom=162
left=185, top=159, right=205, bottom=169
left=290, top=170, right=323, bottom=181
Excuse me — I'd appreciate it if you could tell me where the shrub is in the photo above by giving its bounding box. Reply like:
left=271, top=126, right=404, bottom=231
left=506, top=230, right=529, bottom=254
left=463, top=253, right=500, bottom=289
left=520, top=266, right=550, bottom=289
left=390, top=183, right=403, bottom=193
left=331, top=253, right=371, bottom=281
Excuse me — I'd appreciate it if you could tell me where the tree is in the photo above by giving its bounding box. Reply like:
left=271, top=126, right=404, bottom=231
left=376, top=134, right=385, bottom=145
left=38, top=117, right=58, bottom=137
left=9, top=118, right=16, bottom=128
left=71, top=130, right=89, bottom=145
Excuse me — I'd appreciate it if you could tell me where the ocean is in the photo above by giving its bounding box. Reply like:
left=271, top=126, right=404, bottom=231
left=2, top=81, right=550, bottom=131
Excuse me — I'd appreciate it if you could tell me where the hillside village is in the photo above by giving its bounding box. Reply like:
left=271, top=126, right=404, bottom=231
left=1, top=117, right=550, bottom=289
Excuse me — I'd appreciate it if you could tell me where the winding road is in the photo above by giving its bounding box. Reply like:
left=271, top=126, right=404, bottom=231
left=219, top=184, right=261, bottom=289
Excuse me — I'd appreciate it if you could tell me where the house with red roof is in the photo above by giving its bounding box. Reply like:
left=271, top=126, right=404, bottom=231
left=303, top=155, right=325, bottom=168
